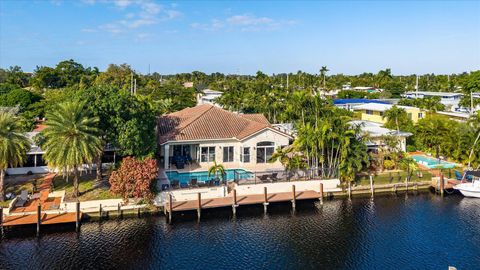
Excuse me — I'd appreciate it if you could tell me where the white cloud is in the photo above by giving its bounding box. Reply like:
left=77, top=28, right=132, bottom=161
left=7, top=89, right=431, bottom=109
left=192, top=13, right=295, bottom=32
left=82, top=0, right=182, bottom=35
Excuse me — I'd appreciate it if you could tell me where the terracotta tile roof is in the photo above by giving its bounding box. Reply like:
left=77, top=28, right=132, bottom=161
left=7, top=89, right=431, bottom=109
left=158, top=105, right=285, bottom=144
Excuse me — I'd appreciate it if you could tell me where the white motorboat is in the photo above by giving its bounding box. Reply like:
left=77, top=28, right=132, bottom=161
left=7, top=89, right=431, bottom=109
left=454, top=179, right=480, bottom=198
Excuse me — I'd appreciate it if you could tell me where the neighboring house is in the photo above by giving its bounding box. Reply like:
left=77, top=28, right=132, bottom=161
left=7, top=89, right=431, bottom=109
left=402, top=91, right=463, bottom=112
left=183, top=82, right=194, bottom=88
left=272, top=123, right=296, bottom=137
left=435, top=111, right=471, bottom=122
left=350, top=120, right=412, bottom=152
left=352, top=103, right=426, bottom=124
left=7, top=130, right=118, bottom=175
left=333, top=99, right=390, bottom=111
left=157, top=104, right=292, bottom=172
left=196, top=89, right=223, bottom=107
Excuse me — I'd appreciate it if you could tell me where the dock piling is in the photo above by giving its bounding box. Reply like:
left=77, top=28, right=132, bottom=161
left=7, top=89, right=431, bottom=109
left=118, top=203, right=122, bottom=218
left=75, top=201, right=80, bottom=231
left=99, top=204, right=102, bottom=220
left=369, top=175, right=374, bottom=197
left=37, top=204, right=41, bottom=236
left=232, top=189, right=238, bottom=216
left=197, top=193, right=201, bottom=221
left=348, top=182, right=352, bottom=199
left=319, top=183, right=324, bottom=205
left=263, top=187, right=269, bottom=214
left=291, top=185, right=296, bottom=211
left=168, top=193, right=173, bottom=223
left=0, top=206, right=3, bottom=237
left=440, top=173, right=445, bottom=196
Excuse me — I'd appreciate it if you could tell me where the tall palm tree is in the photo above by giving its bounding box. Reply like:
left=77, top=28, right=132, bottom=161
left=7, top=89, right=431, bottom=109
left=383, top=105, right=405, bottom=133
left=0, top=112, right=31, bottom=201
left=320, top=66, right=329, bottom=89
left=43, top=102, right=102, bottom=198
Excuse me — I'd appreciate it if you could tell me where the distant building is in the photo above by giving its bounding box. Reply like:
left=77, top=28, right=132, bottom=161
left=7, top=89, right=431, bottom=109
left=196, top=89, right=223, bottom=107
left=402, top=91, right=463, bottom=112
left=435, top=111, right=471, bottom=122
left=333, top=99, right=390, bottom=111
left=183, top=82, right=194, bottom=88
left=352, top=103, right=426, bottom=124
left=350, top=120, right=412, bottom=152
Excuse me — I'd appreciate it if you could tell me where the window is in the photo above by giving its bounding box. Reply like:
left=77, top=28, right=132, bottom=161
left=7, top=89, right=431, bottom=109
left=366, top=110, right=374, bottom=115
left=418, top=112, right=423, bottom=118
left=223, top=146, right=234, bottom=162
left=256, top=141, right=275, bottom=163
left=379, top=111, right=384, bottom=117
left=201, top=146, right=215, bottom=162
left=241, top=147, right=250, bottom=163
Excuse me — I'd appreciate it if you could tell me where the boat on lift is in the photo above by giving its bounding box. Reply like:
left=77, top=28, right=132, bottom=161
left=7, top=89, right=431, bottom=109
left=454, top=178, right=480, bottom=198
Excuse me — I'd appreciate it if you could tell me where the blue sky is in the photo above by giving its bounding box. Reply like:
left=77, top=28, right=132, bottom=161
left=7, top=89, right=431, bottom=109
left=0, top=0, right=479, bottom=75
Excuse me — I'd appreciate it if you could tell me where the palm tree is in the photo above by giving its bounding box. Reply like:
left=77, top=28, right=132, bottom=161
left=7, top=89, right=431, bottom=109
left=376, top=68, right=392, bottom=88
left=383, top=105, right=405, bottom=133
left=0, top=112, right=31, bottom=201
left=320, top=66, right=329, bottom=89
left=208, top=160, right=225, bottom=180
left=43, top=102, right=102, bottom=198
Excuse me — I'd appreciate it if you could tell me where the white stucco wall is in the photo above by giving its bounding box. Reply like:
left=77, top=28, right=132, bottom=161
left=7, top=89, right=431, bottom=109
left=234, top=179, right=341, bottom=196
left=163, top=128, right=291, bottom=170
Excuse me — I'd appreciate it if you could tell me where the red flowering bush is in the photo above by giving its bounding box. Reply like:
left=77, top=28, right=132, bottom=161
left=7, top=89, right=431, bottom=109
left=109, top=157, right=158, bottom=202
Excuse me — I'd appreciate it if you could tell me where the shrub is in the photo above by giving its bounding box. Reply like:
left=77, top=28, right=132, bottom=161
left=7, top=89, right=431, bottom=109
left=383, top=160, right=395, bottom=170
left=109, top=157, right=158, bottom=202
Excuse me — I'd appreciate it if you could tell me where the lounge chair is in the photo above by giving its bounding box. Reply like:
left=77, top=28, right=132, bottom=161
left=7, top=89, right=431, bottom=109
left=455, top=170, right=463, bottom=181
left=14, top=190, right=29, bottom=207
left=269, top=173, right=279, bottom=182
left=258, top=174, right=270, bottom=183
left=170, top=180, right=180, bottom=189
left=190, top=178, right=198, bottom=188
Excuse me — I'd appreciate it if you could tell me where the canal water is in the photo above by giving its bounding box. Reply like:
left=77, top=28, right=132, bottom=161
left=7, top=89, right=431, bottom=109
left=1, top=193, right=479, bottom=270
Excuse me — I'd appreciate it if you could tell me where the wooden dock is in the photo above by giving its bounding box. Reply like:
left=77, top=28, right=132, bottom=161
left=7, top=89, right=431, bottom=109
left=2, top=212, right=81, bottom=227
left=164, top=184, right=327, bottom=222
left=166, top=190, right=320, bottom=212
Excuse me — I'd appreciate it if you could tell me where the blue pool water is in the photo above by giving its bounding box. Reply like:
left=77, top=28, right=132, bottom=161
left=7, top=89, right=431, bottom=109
left=166, top=169, right=253, bottom=183
left=411, top=155, right=456, bottom=169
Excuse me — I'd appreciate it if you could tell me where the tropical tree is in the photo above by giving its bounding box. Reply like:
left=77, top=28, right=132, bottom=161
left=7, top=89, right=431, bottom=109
left=43, top=102, right=102, bottom=198
left=399, top=156, right=418, bottom=181
left=383, top=105, right=407, bottom=132
left=0, top=112, right=31, bottom=201
left=320, top=66, right=329, bottom=89
left=109, top=157, right=158, bottom=201
left=208, top=160, right=225, bottom=180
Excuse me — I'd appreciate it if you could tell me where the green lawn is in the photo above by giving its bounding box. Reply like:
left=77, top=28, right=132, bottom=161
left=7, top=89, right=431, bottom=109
left=53, top=173, right=121, bottom=202
left=1, top=175, right=42, bottom=207
left=356, top=170, right=433, bottom=185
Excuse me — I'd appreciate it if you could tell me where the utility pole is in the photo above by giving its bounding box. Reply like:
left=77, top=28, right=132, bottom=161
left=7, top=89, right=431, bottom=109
left=130, top=73, right=134, bottom=95
left=286, top=73, right=289, bottom=91
left=415, top=75, right=419, bottom=96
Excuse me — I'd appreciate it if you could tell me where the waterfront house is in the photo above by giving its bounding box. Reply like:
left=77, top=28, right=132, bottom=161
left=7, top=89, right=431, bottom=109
left=401, top=91, right=463, bottom=112
left=157, top=104, right=292, bottom=172
left=352, top=103, right=426, bottom=124
left=350, top=120, right=412, bottom=152
left=196, top=89, right=223, bottom=107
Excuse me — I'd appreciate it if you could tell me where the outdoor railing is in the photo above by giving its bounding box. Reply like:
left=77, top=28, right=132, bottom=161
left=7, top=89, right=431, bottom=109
left=233, top=168, right=339, bottom=186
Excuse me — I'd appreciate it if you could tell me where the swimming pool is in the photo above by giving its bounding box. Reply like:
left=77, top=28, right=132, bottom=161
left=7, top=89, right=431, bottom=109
left=165, top=169, right=254, bottom=184
left=411, top=155, right=457, bottom=169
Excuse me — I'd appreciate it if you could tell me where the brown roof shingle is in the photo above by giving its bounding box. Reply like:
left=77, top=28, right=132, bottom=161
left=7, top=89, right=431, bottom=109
left=157, top=105, right=282, bottom=144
